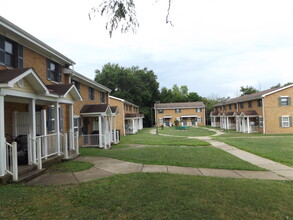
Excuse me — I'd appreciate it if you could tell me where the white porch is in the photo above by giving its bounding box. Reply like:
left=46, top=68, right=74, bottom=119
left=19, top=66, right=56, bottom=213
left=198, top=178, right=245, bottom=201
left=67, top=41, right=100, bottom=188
left=125, top=115, right=144, bottom=135
left=236, top=112, right=259, bottom=133
left=0, top=68, right=81, bottom=181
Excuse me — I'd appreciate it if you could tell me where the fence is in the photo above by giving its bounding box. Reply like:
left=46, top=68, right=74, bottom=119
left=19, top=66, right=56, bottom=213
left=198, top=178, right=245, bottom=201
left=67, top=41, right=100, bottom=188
left=5, top=139, right=18, bottom=181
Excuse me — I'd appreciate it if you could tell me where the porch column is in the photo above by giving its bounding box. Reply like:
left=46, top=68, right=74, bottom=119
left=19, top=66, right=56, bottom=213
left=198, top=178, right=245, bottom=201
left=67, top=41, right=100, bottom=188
left=0, top=95, right=6, bottom=176
left=132, top=119, right=135, bottom=134
left=29, top=99, right=36, bottom=164
left=226, top=117, right=229, bottom=129
left=98, top=116, right=102, bottom=148
left=110, top=116, right=113, bottom=143
left=69, top=104, right=74, bottom=150
left=113, top=115, right=117, bottom=142
left=247, top=117, right=250, bottom=133
left=41, top=109, right=48, bottom=158
left=54, top=102, right=60, bottom=155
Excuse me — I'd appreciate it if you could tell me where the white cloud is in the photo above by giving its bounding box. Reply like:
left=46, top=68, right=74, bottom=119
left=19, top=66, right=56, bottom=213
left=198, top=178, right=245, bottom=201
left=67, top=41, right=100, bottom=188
left=1, top=0, right=293, bottom=98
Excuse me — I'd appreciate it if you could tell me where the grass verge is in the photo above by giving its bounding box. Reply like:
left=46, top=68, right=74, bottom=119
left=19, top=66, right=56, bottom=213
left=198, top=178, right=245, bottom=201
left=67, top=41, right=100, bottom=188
left=80, top=146, right=265, bottom=170
left=120, top=128, right=210, bottom=146
left=0, top=173, right=292, bottom=219
left=158, top=126, right=216, bottom=136
left=213, top=136, right=293, bottom=167
left=46, top=161, right=94, bottom=174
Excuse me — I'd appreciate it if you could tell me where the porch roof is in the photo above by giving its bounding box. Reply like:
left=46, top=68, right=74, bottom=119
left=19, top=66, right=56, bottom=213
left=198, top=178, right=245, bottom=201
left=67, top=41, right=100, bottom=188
left=223, top=111, right=235, bottom=116
left=110, top=106, right=119, bottom=115
left=125, top=113, right=144, bottom=119
left=240, top=110, right=259, bottom=117
left=46, top=84, right=82, bottom=101
left=80, top=104, right=112, bottom=116
left=0, top=68, right=49, bottom=94
left=210, top=111, right=220, bottom=116
left=163, top=115, right=172, bottom=119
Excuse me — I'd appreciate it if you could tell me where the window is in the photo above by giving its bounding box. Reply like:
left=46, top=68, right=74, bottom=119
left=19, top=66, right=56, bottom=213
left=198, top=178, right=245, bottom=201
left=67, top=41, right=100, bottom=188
left=240, top=103, right=244, bottom=109
left=234, top=103, right=237, bottom=109
left=48, top=106, right=63, bottom=132
left=47, top=59, right=61, bottom=83
left=280, top=116, right=291, bottom=128
left=88, top=87, right=94, bottom=101
left=248, top=101, right=252, bottom=108
left=196, top=108, right=202, bottom=112
left=223, top=106, right=226, bottom=110
left=0, top=35, right=23, bottom=68
left=258, top=99, right=262, bottom=107
left=279, top=97, right=291, bottom=106
left=158, top=109, right=164, bottom=114
left=197, top=117, right=202, bottom=123
left=159, top=119, right=163, bottom=123
left=100, top=92, right=105, bottom=103
left=259, top=116, right=263, bottom=128
left=72, top=80, right=80, bottom=93
left=175, top=109, right=181, bottom=113
left=229, top=104, right=232, bottom=110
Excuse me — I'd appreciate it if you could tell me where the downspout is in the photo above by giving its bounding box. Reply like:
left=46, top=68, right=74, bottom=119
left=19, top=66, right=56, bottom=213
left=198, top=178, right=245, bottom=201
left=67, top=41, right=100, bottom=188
left=262, top=96, right=266, bottom=134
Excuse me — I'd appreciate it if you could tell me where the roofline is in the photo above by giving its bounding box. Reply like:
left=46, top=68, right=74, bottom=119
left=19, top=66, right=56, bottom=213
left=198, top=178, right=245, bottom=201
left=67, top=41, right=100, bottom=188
left=109, top=95, right=139, bottom=108
left=71, top=70, right=111, bottom=93
left=262, top=84, right=293, bottom=98
left=155, top=106, right=205, bottom=110
left=0, top=16, right=75, bottom=65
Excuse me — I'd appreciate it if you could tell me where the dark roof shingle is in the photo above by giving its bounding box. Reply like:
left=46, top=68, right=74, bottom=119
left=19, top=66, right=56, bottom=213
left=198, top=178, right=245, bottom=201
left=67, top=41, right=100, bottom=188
left=0, top=68, right=30, bottom=83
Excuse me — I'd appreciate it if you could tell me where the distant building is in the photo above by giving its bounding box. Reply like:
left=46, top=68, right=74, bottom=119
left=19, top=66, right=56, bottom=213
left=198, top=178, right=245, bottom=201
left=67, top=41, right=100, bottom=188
left=154, top=102, right=206, bottom=127
left=211, top=85, right=293, bottom=134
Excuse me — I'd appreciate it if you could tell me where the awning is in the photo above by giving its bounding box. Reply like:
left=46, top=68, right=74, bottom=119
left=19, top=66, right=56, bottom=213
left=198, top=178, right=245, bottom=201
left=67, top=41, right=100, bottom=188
left=180, top=115, right=197, bottom=118
left=163, top=115, right=172, bottom=119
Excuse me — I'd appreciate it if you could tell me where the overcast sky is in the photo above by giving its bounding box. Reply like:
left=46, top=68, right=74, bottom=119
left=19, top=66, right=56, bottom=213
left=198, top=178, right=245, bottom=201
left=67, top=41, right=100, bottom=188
left=1, top=0, right=293, bottom=98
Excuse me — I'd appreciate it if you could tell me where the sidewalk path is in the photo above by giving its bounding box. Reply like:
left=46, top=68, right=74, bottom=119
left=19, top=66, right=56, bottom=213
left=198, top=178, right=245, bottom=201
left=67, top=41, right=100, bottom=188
left=152, top=127, right=293, bottom=180
left=27, top=156, right=287, bottom=185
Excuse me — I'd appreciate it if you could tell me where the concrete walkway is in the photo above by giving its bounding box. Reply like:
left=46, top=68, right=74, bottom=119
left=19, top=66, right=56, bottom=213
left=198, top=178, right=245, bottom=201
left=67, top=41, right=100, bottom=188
left=152, top=127, right=293, bottom=180
left=27, top=156, right=288, bottom=185
left=26, top=127, right=293, bottom=185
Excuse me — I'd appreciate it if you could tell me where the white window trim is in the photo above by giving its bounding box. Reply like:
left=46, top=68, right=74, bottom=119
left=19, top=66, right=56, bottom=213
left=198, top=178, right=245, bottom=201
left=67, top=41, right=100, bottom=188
left=281, top=115, right=290, bottom=128
left=280, top=96, right=289, bottom=106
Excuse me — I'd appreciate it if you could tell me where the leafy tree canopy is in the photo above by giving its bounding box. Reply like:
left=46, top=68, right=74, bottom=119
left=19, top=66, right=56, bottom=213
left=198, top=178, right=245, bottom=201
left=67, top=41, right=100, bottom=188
left=271, top=82, right=293, bottom=89
left=89, top=0, right=173, bottom=37
left=95, top=63, right=160, bottom=126
left=240, top=86, right=259, bottom=96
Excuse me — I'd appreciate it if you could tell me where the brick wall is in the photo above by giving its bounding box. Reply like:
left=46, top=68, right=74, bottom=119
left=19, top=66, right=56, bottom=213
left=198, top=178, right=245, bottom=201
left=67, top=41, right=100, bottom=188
left=264, top=87, right=293, bottom=134
left=157, top=108, right=206, bottom=126
left=109, top=98, right=125, bottom=136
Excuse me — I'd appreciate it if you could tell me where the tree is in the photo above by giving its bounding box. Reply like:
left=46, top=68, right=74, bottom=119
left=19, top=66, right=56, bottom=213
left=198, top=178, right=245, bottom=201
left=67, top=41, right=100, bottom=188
left=89, top=0, right=173, bottom=37
left=95, top=63, right=160, bottom=126
left=240, top=86, right=259, bottom=96
left=187, top=92, right=202, bottom=102
left=271, top=82, right=293, bottom=89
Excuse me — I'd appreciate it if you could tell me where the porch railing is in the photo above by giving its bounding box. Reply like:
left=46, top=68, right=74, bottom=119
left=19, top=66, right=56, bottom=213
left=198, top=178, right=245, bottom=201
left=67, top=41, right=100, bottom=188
left=111, top=130, right=120, bottom=144
left=5, top=139, right=18, bottom=181
left=81, top=132, right=111, bottom=149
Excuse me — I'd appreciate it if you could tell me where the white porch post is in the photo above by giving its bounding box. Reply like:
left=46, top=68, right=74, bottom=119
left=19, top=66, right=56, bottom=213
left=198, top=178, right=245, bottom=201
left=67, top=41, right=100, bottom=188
left=247, top=117, right=250, bottom=133
left=226, top=117, right=229, bottom=129
left=113, top=115, right=117, bottom=143
left=0, top=95, right=6, bottom=176
left=29, top=99, right=36, bottom=164
left=98, top=116, right=102, bottom=148
left=132, top=119, right=135, bottom=134
left=41, top=109, right=48, bottom=159
left=110, top=115, right=113, bottom=143
left=69, top=104, right=74, bottom=150
left=54, top=102, right=60, bottom=155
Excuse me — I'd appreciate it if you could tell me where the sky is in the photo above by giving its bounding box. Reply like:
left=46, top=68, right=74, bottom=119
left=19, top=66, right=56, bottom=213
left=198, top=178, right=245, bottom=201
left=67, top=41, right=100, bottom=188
left=1, top=0, right=293, bottom=98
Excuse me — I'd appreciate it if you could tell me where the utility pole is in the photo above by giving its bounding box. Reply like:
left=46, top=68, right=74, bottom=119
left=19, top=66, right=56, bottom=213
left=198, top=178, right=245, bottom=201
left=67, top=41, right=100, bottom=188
left=155, top=101, right=159, bottom=135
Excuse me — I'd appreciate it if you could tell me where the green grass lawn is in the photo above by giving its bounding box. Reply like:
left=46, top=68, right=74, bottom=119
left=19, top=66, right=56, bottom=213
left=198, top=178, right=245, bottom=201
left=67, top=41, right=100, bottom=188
left=0, top=173, right=292, bottom=219
left=158, top=126, right=216, bottom=136
left=80, top=146, right=265, bottom=170
left=213, top=136, right=293, bottom=167
left=45, top=161, right=94, bottom=174
left=120, top=128, right=210, bottom=146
